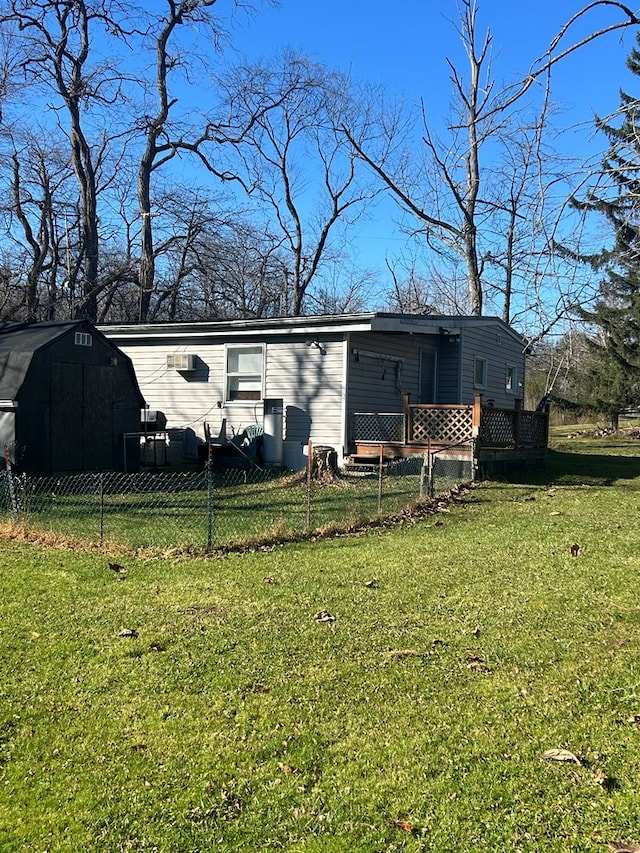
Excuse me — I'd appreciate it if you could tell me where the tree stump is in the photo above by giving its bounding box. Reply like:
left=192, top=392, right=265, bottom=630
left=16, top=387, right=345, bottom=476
left=311, top=445, right=338, bottom=482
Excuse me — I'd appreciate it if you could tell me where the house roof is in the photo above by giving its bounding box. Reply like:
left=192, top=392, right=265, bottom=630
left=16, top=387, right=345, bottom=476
left=101, top=312, right=527, bottom=345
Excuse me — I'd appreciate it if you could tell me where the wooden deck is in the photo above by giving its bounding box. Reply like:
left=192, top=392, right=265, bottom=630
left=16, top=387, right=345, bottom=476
left=348, top=394, right=549, bottom=475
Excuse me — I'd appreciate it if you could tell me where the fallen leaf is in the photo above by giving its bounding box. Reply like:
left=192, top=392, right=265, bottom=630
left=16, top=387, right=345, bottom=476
left=364, top=578, right=378, bottom=588
left=570, top=543, right=580, bottom=557
left=606, top=843, right=640, bottom=852
left=278, top=762, right=296, bottom=774
left=118, top=627, right=138, bottom=638
left=314, top=610, right=336, bottom=623
left=608, top=638, right=630, bottom=652
left=109, top=562, right=127, bottom=573
left=594, top=767, right=613, bottom=789
left=384, top=649, right=423, bottom=659
left=263, top=576, right=275, bottom=584
left=391, top=819, right=415, bottom=832
left=541, top=748, right=581, bottom=765
left=465, top=653, right=490, bottom=672
left=627, top=714, right=640, bottom=729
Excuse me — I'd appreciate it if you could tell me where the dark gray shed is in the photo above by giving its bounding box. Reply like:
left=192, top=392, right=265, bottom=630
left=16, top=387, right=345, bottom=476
left=0, top=320, right=145, bottom=474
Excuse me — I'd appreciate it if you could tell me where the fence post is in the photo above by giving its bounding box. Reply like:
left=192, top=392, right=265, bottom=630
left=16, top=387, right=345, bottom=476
left=98, top=474, right=105, bottom=545
left=206, top=443, right=214, bottom=552
left=3, top=445, right=18, bottom=518
left=428, top=440, right=434, bottom=498
left=377, top=445, right=383, bottom=513
left=420, top=451, right=428, bottom=499
left=305, top=440, right=313, bottom=532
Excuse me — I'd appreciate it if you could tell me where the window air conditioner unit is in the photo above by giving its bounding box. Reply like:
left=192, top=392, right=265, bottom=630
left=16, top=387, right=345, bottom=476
left=167, top=352, right=198, bottom=370
left=167, top=353, right=197, bottom=371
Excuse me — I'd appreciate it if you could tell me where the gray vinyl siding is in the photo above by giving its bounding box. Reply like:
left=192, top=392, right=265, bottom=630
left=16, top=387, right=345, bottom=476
left=115, top=334, right=345, bottom=453
left=263, top=335, right=344, bottom=449
left=459, top=326, right=525, bottom=407
left=346, top=332, right=429, bottom=418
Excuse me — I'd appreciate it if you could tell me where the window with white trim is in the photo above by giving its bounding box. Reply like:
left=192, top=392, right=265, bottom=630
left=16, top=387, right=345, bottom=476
left=75, top=331, right=92, bottom=347
left=225, top=344, right=264, bottom=402
left=506, top=364, right=518, bottom=393
left=473, top=356, right=487, bottom=389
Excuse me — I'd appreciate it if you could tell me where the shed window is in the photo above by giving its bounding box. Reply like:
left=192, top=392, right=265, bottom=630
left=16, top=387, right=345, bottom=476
left=474, top=357, right=487, bottom=389
left=75, top=331, right=92, bottom=347
left=225, top=345, right=264, bottom=402
left=506, top=364, right=518, bottom=393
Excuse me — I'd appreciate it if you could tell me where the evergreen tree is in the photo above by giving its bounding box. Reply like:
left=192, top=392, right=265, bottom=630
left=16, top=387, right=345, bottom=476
left=573, top=34, right=640, bottom=427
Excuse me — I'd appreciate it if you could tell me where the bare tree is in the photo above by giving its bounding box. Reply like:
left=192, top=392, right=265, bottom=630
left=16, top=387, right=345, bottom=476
left=220, top=51, right=387, bottom=315
left=136, top=0, right=235, bottom=322
left=344, top=0, right=640, bottom=327
left=0, top=0, right=138, bottom=320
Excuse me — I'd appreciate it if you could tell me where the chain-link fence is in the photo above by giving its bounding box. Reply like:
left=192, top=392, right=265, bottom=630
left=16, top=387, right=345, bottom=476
left=0, top=447, right=473, bottom=552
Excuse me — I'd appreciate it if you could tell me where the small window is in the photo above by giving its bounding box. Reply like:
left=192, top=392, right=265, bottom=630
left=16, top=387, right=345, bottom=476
left=474, top=357, right=487, bottom=389
left=75, top=331, right=92, bottom=347
left=225, top=345, right=264, bottom=402
left=506, top=365, right=518, bottom=393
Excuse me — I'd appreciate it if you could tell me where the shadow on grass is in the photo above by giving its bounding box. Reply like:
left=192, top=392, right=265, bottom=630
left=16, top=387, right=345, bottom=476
left=503, top=448, right=640, bottom=488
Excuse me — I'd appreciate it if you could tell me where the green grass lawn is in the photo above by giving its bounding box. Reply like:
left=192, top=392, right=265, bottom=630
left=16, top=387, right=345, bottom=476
left=1, top=431, right=640, bottom=851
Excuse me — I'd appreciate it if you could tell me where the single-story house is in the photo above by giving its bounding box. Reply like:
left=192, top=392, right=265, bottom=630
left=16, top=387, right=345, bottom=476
left=101, top=313, right=528, bottom=470
left=0, top=320, right=145, bottom=475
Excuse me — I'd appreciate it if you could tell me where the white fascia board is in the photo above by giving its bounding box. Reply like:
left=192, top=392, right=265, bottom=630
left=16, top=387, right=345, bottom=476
left=100, top=318, right=378, bottom=342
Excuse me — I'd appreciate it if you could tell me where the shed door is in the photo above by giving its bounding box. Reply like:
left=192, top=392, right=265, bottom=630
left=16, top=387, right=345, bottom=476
left=419, top=348, right=437, bottom=404
left=51, top=363, right=113, bottom=471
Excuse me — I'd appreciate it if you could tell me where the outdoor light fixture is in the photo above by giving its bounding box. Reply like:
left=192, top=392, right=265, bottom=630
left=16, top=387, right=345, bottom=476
left=305, top=339, right=326, bottom=355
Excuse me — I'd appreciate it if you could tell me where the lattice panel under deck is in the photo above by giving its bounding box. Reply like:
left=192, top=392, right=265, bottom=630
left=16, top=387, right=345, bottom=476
left=409, top=407, right=473, bottom=444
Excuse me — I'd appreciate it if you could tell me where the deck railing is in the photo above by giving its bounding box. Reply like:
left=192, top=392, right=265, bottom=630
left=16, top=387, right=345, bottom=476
left=351, top=395, right=549, bottom=451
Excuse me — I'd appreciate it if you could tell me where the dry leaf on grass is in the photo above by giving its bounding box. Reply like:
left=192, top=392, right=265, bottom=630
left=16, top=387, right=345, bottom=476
left=384, top=649, right=423, bottom=659
left=593, top=768, right=614, bottom=789
left=465, top=653, right=491, bottom=672
left=364, top=578, right=378, bottom=588
left=390, top=818, right=415, bottom=832
left=570, top=543, right=581, bottom=557
left=314, top=609, right=336, bottom=623
left=606, top=843, right=640, bottom=852
left=541, top=748, right=581, bottom=765
left=278, top=762, right=296, bottom=774
left=118, top=627, right=138, bottom=638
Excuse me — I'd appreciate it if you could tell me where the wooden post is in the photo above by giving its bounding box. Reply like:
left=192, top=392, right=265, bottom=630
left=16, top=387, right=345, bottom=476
left=377, top=445, right=383, bottom=513
left=514, top=397, right=522, bottom=447
left=402, top=393, right=412, bottom=444
left=472, top=395, right=483, bottom=439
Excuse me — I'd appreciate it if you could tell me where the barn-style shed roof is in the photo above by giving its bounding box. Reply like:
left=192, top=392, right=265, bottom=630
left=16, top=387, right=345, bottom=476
left=0, top=319, right=144, bottom=404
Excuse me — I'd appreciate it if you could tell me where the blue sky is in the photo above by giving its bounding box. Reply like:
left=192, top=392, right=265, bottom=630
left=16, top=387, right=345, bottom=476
left=228, top=1, right=640, bottom=306
left=235, top=0, right=638, bottom=137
